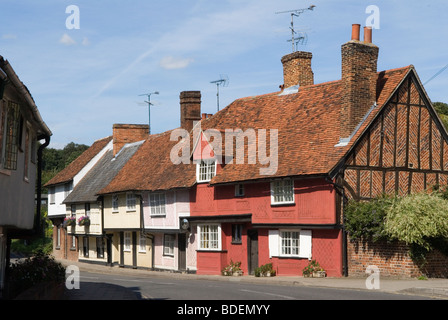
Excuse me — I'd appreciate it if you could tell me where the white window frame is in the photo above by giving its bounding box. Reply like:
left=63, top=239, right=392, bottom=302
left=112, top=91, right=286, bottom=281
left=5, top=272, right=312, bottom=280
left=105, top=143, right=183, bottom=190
left=196, top=159, right=217, bottom=183
left=280, top=230, right=300, bottom=256
left=124, top=232, right=131, bottom=252
left=149, top=192, right=166, bottom=216
left=139, top=234, right=147, bottom=253
left=163, top=234, right=175, bottom=256
left=268, top=229, right=312, bottom=259
left=56, top=226, right=61, bottom=248
left=49, top=187, right=55, bottom=205
left=71, top=235, right=76, bottom=249
left=112, top=195, right=119, bottom=212
left=126, top=193, right=136, bottom=212
left=270, top=179, right=294, bottom=205
left=197, top=224, right=221, bottom=251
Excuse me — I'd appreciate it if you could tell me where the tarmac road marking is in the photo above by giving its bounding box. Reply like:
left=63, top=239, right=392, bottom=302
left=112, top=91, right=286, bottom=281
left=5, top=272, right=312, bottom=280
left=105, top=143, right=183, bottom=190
left=239, top=289, right=296, bottom=300
left=113, top=278, right=176, bottom=285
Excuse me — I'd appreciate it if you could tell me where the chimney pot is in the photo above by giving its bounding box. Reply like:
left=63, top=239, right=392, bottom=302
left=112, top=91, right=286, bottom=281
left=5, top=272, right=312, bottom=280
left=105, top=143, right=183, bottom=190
left=351, top=24, right=361, bottom=41
left=340, top=24, right=379, bottom=139
left=364, top=26, right=373, bottom=43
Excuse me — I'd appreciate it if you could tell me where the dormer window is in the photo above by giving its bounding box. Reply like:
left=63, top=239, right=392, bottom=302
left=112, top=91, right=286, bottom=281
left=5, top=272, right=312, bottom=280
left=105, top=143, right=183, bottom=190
left=196, top=159, right=216, bottom=183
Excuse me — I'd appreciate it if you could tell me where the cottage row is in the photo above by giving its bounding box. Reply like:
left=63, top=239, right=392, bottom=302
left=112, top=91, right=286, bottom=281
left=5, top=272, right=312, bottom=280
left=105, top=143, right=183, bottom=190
left=46, top=25, right=448, bottom=277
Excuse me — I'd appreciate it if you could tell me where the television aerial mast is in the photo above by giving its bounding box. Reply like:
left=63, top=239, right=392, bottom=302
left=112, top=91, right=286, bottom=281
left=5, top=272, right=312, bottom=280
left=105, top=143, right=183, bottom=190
left=138, top=91, right=159, bottom=134
left=210, top=74, right=229, bottom=112
left=276, top=5, right=316, bottom=52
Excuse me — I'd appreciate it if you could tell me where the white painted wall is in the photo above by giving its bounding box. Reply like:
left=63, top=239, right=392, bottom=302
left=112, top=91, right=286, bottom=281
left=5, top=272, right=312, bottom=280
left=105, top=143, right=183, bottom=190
left=47, top=140, right=113, bottom=218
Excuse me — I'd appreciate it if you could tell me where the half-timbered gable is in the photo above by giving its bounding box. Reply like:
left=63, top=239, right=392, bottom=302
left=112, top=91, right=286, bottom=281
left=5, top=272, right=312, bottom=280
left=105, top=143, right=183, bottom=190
left=341, top=68, right=448, bottom=200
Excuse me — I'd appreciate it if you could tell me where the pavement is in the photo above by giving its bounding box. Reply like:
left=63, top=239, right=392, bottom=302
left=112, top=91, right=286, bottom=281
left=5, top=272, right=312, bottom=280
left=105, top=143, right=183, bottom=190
left=58, top=259, right=448, bottom=300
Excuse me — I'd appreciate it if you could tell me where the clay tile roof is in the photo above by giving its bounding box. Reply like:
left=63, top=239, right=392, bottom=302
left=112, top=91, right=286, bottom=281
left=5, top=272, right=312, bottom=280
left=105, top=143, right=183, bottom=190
left=97, top=130, right=197, bottom=194
left=44, top=136, right=113, bottom=187
left=207, top=66, right=411, bottom=185
left=96, top=65, right=411, bottom=192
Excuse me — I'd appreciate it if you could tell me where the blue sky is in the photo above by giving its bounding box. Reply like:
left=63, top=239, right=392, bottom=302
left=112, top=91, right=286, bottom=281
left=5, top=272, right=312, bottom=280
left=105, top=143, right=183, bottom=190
left=1, top=0, right=447, bottom=149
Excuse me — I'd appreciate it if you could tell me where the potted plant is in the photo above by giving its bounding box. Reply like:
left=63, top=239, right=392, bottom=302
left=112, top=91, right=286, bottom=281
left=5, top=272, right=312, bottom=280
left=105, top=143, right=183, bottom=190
left=302, top=260, right=326, bottom=278
left=222, top=260, right=243, bottom=276
left=63, top=217, right=76, bottom=228
left=78, top=216, right=90, bottom=227
left=255, top=263, right=276, bottom=277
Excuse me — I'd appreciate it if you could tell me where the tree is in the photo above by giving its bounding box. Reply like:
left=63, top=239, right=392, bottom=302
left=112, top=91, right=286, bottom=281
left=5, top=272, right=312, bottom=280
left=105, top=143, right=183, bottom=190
left=433, top=102, right=448, bottom=130
left=41, top=142, right=89, bottom=190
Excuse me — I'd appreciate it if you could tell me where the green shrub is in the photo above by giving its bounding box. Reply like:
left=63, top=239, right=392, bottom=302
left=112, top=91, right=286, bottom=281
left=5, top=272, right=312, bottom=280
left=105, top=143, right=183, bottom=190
left=344, top=194, right=394, bottom=242
left=7, top=250, right=65, bottom=299
left=384, top=192, right=448, bottom=250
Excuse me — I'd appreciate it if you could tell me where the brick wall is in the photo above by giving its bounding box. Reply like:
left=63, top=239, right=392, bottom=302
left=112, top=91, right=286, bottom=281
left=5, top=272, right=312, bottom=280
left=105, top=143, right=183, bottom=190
left=281, top=51, right=314, bottom=88
left=340, top=26, right=379, bottom=138
left=52, top=224, right=78, bottom=261
left=180, top=91, right=202, bottom=132
left=348, top=239, right=448, bottom=278
left=112, top=124, right=148, bottom=156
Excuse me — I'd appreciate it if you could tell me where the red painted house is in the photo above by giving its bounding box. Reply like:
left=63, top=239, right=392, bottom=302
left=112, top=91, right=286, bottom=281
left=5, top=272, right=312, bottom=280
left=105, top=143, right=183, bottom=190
left=186, top=24, right=447, bottom=277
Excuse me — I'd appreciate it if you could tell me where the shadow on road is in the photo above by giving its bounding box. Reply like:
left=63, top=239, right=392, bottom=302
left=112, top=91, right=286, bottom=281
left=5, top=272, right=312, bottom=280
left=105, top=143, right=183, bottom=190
left=64, top=282, right=142, bottom=300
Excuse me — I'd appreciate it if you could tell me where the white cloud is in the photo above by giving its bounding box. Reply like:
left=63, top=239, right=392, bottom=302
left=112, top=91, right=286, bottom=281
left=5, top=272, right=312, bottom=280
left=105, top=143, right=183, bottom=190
left=159, top=56, right=194, bottom=70
left=2, top=34, right=17, bottom=40
left=59, top=33, right=76, bottom=46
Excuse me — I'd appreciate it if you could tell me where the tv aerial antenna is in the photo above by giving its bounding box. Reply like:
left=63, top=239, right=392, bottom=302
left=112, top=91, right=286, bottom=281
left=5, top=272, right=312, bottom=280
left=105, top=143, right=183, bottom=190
left=138, top=91, right=159, bottom=134
left=276, top=5, right=316, bottom=52
left=210, top=74, right=229, bottom=112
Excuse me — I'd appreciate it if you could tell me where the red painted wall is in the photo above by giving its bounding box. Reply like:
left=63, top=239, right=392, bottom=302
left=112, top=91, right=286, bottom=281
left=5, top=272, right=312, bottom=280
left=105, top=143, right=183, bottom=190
left=190, top=158, right=342, bottom=276
left=190, top=178, right=336, bottom=225
left=257, top=229, right=343, bottom=277
left=195, top=226, right=343, bottom=277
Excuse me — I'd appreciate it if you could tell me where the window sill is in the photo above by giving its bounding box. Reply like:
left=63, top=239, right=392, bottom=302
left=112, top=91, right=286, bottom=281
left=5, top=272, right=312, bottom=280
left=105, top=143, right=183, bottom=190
left=272, top=255, right=307, bottom=260
left=270, top=202, right=295, bottom=207
left=196, top=249, right=227, bottom=253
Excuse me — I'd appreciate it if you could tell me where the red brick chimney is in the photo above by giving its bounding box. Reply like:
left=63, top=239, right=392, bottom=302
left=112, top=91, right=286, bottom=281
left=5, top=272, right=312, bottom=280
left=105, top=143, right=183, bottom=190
left=112, top=124, right=148, bottom=155
left=180, top=91, right=202, bottom=132
left=340, top=24, right=379, bottom=139
left=281, top=51, right=314, bottom=89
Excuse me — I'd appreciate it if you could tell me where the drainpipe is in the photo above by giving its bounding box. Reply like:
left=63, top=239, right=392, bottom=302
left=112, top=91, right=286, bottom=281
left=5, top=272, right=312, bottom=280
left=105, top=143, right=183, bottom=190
left=325, top=175, right=349, bottom=277
left=36, top=134, right=51, bottom=237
